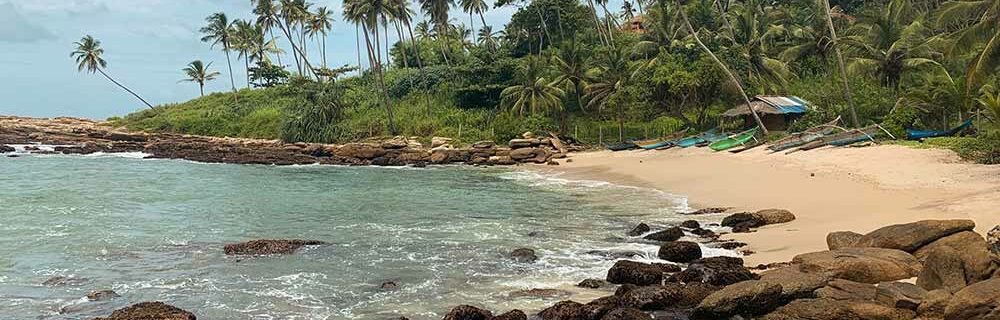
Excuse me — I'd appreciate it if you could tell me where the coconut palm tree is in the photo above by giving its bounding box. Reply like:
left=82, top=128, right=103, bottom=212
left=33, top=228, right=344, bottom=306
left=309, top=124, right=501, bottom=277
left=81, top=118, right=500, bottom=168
left=460, top=0, right=489, bottom=43
left=231, top=19, right=258, bottom=88
left=552, top=41, right=592, bottom=114
left=420, top=0, right=455, bottom=65
left=818, top=0, right=860, bottom=128
left=252, top=0, right=284, bottom=67
left=200, top=12, right=238, bottom=95
left=841, top=0, right=941, bottom=88
left=935, top=0, right=1000, bottom=92
left=276, top=0, right=318, bottom=77
left=585, top=48, right=630, bottom=141
left=720, top=0, right=794, bottom=93
left=344, top=0, right=397, bottom=134
left=71, top=35, right=154, bottom=109
left=180, top=60, right=220, bottom=97
left=622, top=1, right=636, bottom=21
left=306, top=6, right=334, bottom=68
left=502, top=56, right=566, bottom=116
left=478, top=25, right=500, bottom=51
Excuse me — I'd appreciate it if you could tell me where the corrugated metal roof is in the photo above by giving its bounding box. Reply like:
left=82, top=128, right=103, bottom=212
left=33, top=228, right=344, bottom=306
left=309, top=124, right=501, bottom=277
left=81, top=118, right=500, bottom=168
left=722, top=96, right=812, bottom=117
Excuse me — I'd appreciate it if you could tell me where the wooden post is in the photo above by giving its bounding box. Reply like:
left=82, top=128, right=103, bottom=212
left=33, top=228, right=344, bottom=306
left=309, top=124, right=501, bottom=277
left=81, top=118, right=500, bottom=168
left=599, top=126, right=604, bottom=145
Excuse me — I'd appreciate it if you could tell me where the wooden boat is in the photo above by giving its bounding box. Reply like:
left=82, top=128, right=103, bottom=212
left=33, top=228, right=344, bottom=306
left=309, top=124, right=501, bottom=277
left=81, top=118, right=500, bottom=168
left=787, top=125, right=878, bottom=153
left=709, top=127, right=760, bottom=151
left=906, top=119, right=973, bottom=140
left=675, top=129, right=719, bottom=148
left=729, top=141, right=765, bottom=153
left=768, top=117, right=843, bottom=152
left=637, top=130, right=691, bottom=150
left=606, top=141, right=638, bottom=151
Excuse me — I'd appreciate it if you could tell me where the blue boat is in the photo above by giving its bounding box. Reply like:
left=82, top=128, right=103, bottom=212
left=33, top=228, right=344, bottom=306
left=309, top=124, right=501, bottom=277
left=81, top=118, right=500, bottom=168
left=906, top=119, right=973, bottom=140
left=676, top=129, right=721, bottom=148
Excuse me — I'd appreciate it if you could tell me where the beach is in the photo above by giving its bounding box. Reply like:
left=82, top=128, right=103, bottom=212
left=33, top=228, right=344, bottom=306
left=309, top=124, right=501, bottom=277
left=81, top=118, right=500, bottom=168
left=548, top=145, right=1000, bottom=265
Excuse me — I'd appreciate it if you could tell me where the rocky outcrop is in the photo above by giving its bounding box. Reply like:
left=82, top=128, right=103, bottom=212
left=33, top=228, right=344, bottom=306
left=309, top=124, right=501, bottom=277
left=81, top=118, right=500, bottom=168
left=442, top=305, right=493, bottom=320
left=607, top=260, right=679, bottom=286
left=759, top=266, right=830, bottom=300
left=761, top=298, right=915, bottom=320
left=792, top=247, right=922, bottom=283
left=913, top=231, right=993, bottom=284
left=852, top=219, right=975, bottom=252
left=91, top=302, right=196, bottom=320
left=691, top=280, right=785, bottom=319
left=875, top=281, right=927, bottom=310
left=669, top=256, right=756, bottom=286
left=942, top=278, right=1000, bottom=320
left=989, top=225, right=1000, bottom=255
left=720, top=209, right=795, bottom=232
left=223, top=239, right=325, bottom=256
left=577, top=279, right=610, bottom=289
left=657, top=241, right=702, bottom=263
left=814, top=279, right=878, bottom=301
left=642, top=227, right=684, bottom=242
left=917, top=289, right=952, bottom=319
left=827, top=231, right=864, bottom=250
left=537, top=300, right=584, bottom=320
left=510, top=248, right=539, bottom=263
left=599, top=308, right=650, bottom=320
left=917, top=246, right=972, bottom=292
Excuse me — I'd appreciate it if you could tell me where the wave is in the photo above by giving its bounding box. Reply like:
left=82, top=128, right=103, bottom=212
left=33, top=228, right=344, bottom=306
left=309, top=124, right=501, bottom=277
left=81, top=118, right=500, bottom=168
left=497, top=170, right=691, bottom=212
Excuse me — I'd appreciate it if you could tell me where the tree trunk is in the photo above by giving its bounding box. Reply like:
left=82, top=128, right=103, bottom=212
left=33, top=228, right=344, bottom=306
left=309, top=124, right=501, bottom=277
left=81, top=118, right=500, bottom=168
left=356, top=25, right=363, bottom=75
left=676, top=0, right=768, bottom=135
left=322, top=32, right=328, bottom=68
left=222, top=44, right=239, bottom=102
left=820, top=0, right=860, bottom=128
left=97, top=68, right=154, bottom=109
left=245, top=55, right=251, bottom=88
left=269, top=29, right=283, bottom=67
left=470, top=13, right=477, bottom=44
left=277, top=21, right=318, bottom=80
left=199, top=83, right=205, bottom=97
left=406, top=22, right=424, bottom=69
left=363, top=23, right=397, bottom=135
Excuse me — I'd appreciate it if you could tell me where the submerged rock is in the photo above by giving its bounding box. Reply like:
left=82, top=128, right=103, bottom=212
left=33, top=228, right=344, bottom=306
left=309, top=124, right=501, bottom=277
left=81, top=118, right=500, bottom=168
left=628, top=223, right=651, bottom=237
left=510, top=248, right=539, bottom=263
left=0, top=145, right=13, bottom=153
left=223, top=239, right=325, bottom=256
left=642, top=227, right=684, bottom=242
left=91, top=302, right=196, bottom=320
left=86, top=290, right=120, bottom=301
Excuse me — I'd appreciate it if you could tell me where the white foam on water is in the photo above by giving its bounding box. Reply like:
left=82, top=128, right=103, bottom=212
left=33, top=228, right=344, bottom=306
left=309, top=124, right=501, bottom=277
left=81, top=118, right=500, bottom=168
left=497, top=170, right=691, bottom=212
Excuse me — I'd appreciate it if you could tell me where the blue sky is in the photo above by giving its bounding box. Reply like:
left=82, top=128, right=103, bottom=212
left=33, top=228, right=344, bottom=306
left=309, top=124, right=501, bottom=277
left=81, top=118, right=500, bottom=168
left=0, top=0, right=626, bottom=119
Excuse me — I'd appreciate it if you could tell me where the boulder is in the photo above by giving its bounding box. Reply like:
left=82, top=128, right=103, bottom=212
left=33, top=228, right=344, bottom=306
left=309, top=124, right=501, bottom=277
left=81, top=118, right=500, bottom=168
left=600, top=308, right=651, bottom=320
left=875, top=281, right=927, bottom=310
left=691, top=280, right=784, bottom=319
left=87, top=290, right=120, bottom=301
left=657, top=241, right=702, bottom=263
left=488, top=156, right=516, bottom=166
left=759, top=266, right=830, bottom=300
left=913, top=231, right=993, bottom=284
left=509, top=139, right=538, bottom=149
left=753, top=209, right=796, bottom=225
left=577, top=279, right=610, bottom=289
left=669, top=256, right=756, bottom=286
left=443, top=305, right=493, bottom=320
left=827, top=231, right=864, bottom=250
left=917, top=246, right=970, bottom=292
left=711, top=241, right=747, bottom=250
left=721, top=213, right=764, bottom=229
left=989, top=225, right=1000, bottom=255
left=792, top=247, right=922, bottom=283
left=942, top=278, right=1000, bottom=320
left=431, top=137, right=454, bottom=148
left=493, top=310, right=527, bottom=320
left=815, top=279, right=877, bottom=301
left=380, top=281, right=400, bottom=290
left=853, top=219, right=975, bottom=252
left=509, top=289, right=571, bottom=299
left=471, top=141, right=496, bottom=149
left=223, top=239, right=325, bottom=256
left=618, top=284, right=683, bottom=310
left=762, top=298, right=915, bottom=320
left=510, top=248, right=538, bottom=263
left=580, top=296, right=621, bottom=319
left=676, top=282, right=721, bottom=307
left=538, top=300, right=584, bottom=320
left=0, top=145, right=13, bottom=153
left=628, top=223, right=651, bottom=237
left=607, top=260, right=677, bottom=286
left=91, top=302, right=196, bottom=320
left=916, top=289, right=952, bottom=319
left=643, top=227, right=684, bottom=242
left=680, top=220, right=701, bottom=229
left=380, top=137, right=409, bottom=149
left=690, top=228, right=717, bottom=239
left=336, top=143, right=383, bottom=159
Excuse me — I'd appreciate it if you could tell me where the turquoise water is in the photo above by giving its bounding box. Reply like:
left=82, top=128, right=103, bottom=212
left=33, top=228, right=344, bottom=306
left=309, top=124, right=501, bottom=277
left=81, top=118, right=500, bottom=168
left=0, top=152, right=727, bottom=319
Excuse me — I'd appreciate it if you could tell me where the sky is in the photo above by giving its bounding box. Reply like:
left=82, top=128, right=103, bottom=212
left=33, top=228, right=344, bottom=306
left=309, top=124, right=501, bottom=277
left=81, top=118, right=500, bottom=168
left=0, top=0, right=541, bottom=119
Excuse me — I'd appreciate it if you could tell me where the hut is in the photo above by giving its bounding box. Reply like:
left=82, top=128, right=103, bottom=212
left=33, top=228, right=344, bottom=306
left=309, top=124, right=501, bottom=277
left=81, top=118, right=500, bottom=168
left=721, top=96, right=813, bottom=131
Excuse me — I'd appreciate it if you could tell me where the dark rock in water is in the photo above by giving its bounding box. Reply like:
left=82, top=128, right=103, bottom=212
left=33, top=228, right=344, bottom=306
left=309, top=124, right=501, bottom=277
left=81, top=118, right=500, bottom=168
left=538, top=300, right=584, bottom=320
left=914, top=230, right=993, bottom=284
left=943, top=278, right=1000, bottom=320
left=585, top=250, right=645, bottom=260
left=657, top=241, right=702, bottom=263
left=730, top=222, right=757, bottom=233
left=0, top=145, right=13, bottom=153
left=510, top=248, right=538, bottom=263
left=493, top=310, right=527, bottom=320
left=380, top=281, right=400, bottom=290
left=853, top=219, right=975, bottom=252
left=875, top=281, right=927, bottom=310
left=527, top=231, right=545, bottom=237
left=577, top=279, right=610, bottom=289
left=643, top=227, right=684, bottom=242
left=793, top=247, right=921, bottom=284
left=618, top=284, right=684, bottom=310
left=683, top=207, right=730, bottom=215
left=826, top=231, right=864, bottom=250
left=628, top=223, right=651, bottom=237
left=91, top=301, right=196, bottom=320
left=580, top=296, right=621, bottom=319
left=607, top=260, right=680, bottom=286
left=442, top=305, right=493, bottom=320
left=223, top=239, right=325, bottom=256
left=86, top=290, right=120, bottom=301
left=721, top=213, right=764, bottom=228
left=689, top=228, right=717, bottom=239
left=7, top=154, right=19, bottom=158
left=509, top=288, right=571, bottom=299
left=916, top=246, right=969, bottom=292
left=43, top=276, right=86, bottom=286
left=680, top=220, right=700, bottom=229
left=691, top=280, right=784, bottom=320
left=669, top=257, right=755, bottom=287
left=710, top=241, right=747, bottom=250
left=615, top=284, right=639, bottom=296
left=600, top=308, right=651, bottom=320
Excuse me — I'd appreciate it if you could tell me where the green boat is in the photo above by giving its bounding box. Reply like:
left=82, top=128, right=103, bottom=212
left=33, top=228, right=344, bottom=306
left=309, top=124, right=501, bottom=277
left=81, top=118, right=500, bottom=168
left=709, top=127, right=760, bottom=151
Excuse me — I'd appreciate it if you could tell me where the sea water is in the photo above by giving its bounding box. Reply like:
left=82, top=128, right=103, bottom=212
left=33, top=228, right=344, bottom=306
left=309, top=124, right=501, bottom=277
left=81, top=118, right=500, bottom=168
left=0, top=153, right=732, bottom=319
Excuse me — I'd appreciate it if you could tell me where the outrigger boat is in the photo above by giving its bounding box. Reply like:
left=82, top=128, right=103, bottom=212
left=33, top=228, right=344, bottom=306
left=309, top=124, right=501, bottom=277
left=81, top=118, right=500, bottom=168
left=637, top=129, right=691, bottom=150
left=906, top=119, right=973, bottom=140
left=676, top=129, right=723, bottom=148
left=787, top=124, right=893, bottom=153
left=767, top=117, right=843, bottom=152
left=709, top=127, right=760, bottom=151
left=605, top=141, right=639, bottom=151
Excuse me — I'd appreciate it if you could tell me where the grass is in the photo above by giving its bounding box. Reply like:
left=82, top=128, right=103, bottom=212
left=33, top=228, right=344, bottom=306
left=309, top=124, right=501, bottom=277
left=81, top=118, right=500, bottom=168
left=887, top=135, right=1000, bottom=164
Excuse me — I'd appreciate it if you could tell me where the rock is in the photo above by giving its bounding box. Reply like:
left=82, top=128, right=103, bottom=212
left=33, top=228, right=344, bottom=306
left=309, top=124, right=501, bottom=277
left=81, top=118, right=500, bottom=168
left=471, top=141, right=496, bottom=149
left=762, top=298, right=915, bottom=320
left=509, top=148, right=547, bottom=162
left=522, top=132, right=536, bottom=139
left=731, top=223, right=755, bottom=233
left=585, top=250, right=646, bottom=260
left=913, top=231, right=993, bottom=284
left=759, top=266, right=830, bottom=300
left=815, top=279, right=877, bottom=301
left=753, top=209, right=796, bottom=225
left=691, top=280, right=784, bottom=319
left=792, top=247, right=922, bottom=283
left=579, top=296, right=620, bottom=319
left=642, top=227, right=684, bottom=242
left=875, top=281, right=927, bottom=310
left=615, top=284, right=639, bottom=296
left=628, top=223, right=651, bottom=236
left=853, top=219, right=975, bottom=252
left=607, top=260, right=678, bottom=286
left=493, top=310, right=527, bottom=320
left=827, top=231, right=864, bottom=250
left=989, top=225, right=1000, bottom=255
left=546, top=160, right=560, bottom=166
left=618, top=284, right=684, bottom=310
left=91, top=302, right=196, bottom=320
left=380, top=137, right=409, bottom=149
left=538, top=300, right=584, bottom=320
left=510, top=248, right=538, bottom=263
left=87, top=290, right=120, bottom=301
left=577, top=279, right=610, bottom=289
left=690, top=228, right=717, bottom=239
left=711, top=241, right=747, bottom=250
left=916, top=289, right=952, bottom=319
left=669, top=256, right=756, bottom=287
left=337, top=143, right=383, bottom=159
left=509, top=289, right=571, bottom=299
left=680, top=220, right=700, bottom=229
left=43, top=276, right=85, bottom=286
left=0, top=145, right=13, bottom=153
left=721, top=213, right=764, bottom=228
left=380, top=281, right=399, bottom=290
left=657, top=241, right=702, bottom=263
left=223, top=239, right=325, bottom=256
left=509, top=139, right=538, bottom=149
left=489, top=156, right=516, bottom=166
left=431, top=137, right=454, bottom=148
left=942, top=278, right=1000, bottom=320
left=443, top=305, right=493, bottom=320
left=676, top=282, right=721, bottom=307
left=600, top=308, right=651, bottom=320
left=683, top=207, right=731, bottom=215
left=917, top=246, right=969, bottom=292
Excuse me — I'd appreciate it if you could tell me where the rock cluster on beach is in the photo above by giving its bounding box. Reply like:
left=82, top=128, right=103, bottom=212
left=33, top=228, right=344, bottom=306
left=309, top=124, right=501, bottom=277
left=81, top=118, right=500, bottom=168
left=0, top=117, right=581, bottom=166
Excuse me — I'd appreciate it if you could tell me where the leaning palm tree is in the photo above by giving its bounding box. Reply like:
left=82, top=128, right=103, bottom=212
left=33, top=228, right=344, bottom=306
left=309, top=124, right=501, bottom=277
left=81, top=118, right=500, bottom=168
left=344, top=0, right=397, bottom=134
left=460, top=0, right=488, bottom=43
left=818, top=0, right=860, bottom=128
left=200, top=12, right=238, bottom=95
left=71, top=35, right=154, bottom=108
left=180, top=60, right=220, bottom=97
left=276, top=0, right=318, bottom=77
left=585, top=49, right=630, bottom=141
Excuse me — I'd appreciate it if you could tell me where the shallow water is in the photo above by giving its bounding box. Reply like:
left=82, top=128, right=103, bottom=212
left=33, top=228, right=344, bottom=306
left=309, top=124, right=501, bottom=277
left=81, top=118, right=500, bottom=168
left=0, top=152, right=732, bottom=319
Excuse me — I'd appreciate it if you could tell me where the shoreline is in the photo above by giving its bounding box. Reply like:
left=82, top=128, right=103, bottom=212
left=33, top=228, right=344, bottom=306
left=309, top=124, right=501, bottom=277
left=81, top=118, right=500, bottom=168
left=542, top=146, right=1000, bottom=265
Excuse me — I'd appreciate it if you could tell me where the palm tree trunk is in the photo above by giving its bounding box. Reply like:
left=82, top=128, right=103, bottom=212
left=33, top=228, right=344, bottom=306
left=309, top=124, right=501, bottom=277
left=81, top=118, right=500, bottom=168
left=470, top=13, right=477, bottom=44
left=222, top=45, right=239, bottom=102
left=477, top=13, right=496, bottom=52
left=676, top=0, right=768, bottom=136
left=356, top=25, right=363, bottom=75
left=97, top=68, right=154, bottom=109
left=362, top=23, right=397, bottom=135
left=406, top=22, right=424, bottom=69
left=587, top=0, right=609, bottom=46
left=199, top=83, right=205, bottom=97
left=277, top=21, right=318, bottom=80
left=245, top=56, right=251, bottom=88
left=394, top=22, right=410, bottom=69
left=269, top=29, right=283, bottom=67
left=322, top=32, right=328, bottom=68
left=286, top=22, right=302, bottom=74
left=820, top=0, right=860, bottom=128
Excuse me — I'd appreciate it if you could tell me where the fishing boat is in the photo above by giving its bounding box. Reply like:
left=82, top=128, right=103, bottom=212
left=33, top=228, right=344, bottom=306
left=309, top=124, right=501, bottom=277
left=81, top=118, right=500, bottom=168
left=906, top=119, right=973, bottom=140
left=675, top=129, right=719, bottom=148
left=606, top=141, right=639, bottom=151
left=709, top=127, right=760, bottom=151
left=637, top=130, right=691, bottom=150
left=787, top=125, right=879, bottom=153
left=729, top=141, right=765, bottom=153
left=767, top=117, right=843, bottom=152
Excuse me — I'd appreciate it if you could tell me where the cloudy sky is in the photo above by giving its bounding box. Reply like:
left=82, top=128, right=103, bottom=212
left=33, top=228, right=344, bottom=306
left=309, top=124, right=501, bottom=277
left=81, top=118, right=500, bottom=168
left=0, top=0, right=545, bottom=119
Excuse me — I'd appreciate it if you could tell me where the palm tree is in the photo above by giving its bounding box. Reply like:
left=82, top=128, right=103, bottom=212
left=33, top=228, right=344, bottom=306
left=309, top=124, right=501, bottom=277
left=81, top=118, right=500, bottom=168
left=721, top=0, right=794, bottom=93
left=478, top=25, right=500, bottom=51
left=552, top=41, right=592, bottom=114
left=841, top=0, right=940, bottom=88
left=420, top=0, right=455, bottom=65
left=306, top=6, right=334, bottom=68
left=502, top=56, right=566, bottom=116
left=935, top=0, right=1000, bottom=92
left=231, top=19, right=258, bottom=88
left=276, top=0, right=318, bottom=77
left=896, top=69, right=973, bottom=129
left=180, top=60, right=220, bottom=97
left=585, top=48, right=630, bottom=141
left=71, top=35, right=154, bottom=108
left=344, top=0, right=397, bottom=134
left=460, top=0, right=489, bottom=43
left=252, top=0, right=284, bottom=67
left=818, top=0, right=860, bottom=128
left=200, top=12, right=238, bottom=96
left=622, top=1, right=636, bottom=21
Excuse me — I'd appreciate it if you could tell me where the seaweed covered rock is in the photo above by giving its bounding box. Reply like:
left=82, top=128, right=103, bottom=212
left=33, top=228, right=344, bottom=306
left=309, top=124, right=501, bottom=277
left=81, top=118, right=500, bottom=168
left=442, top=305, right=493, bottom=320
left=657, top=241, right=702, bottom=263
left=600, top=308, right=651, bottom=320
left=493, top=310, right=527, bottom=320
left=853, top=219, right=975, bottom=252
left=792, top=247, right=921, bottom=284
left=223, top=239, right=325, bottom=256
left=91, top=302, right=196, bottom=320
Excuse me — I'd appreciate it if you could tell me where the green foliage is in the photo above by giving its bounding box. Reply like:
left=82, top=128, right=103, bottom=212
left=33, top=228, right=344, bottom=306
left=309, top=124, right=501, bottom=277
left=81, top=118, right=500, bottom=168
left=502, top=0, right=598, bottom=56
left=891, top=134, right=1000, bottom=165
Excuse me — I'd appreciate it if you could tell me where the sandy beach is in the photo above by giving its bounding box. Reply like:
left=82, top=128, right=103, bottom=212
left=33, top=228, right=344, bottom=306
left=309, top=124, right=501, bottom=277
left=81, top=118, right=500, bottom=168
left=545, top=145, right=1000, bottom=266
